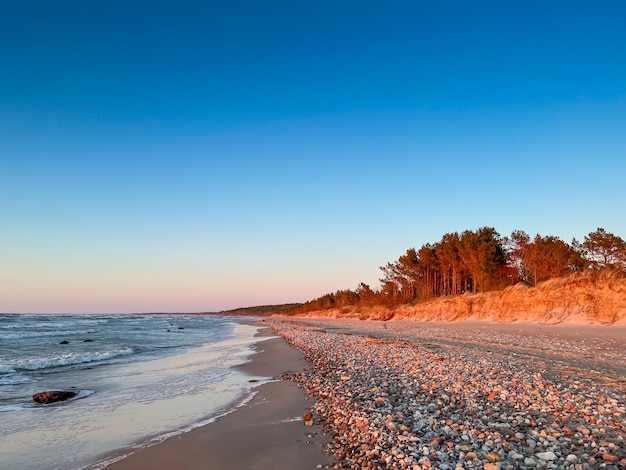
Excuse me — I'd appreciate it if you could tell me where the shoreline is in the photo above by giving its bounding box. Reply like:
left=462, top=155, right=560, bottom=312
left=97, top=318, right=626, bottom=469
left=102, top=322, right=333, bottom=470
left=1, top=315, right=267, bottom=470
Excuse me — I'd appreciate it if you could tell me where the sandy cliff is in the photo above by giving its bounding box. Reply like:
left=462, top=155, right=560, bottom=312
left=295, top=275, right=626, bottom=325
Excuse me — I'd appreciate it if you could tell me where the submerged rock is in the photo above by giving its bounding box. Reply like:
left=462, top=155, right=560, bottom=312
left=32, top=390, right=77, bottom=404
left=59, top=340, right=69, bottom=344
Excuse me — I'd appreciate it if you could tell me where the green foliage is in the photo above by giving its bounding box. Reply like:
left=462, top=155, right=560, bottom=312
left=520, top=234, right=579, bottom=285
left=583, top=227, right=626, bottom=270
left=458, top=227, right=506, bottom=292
left=377, top=227, right=508, bottom=302
left=296, top=289, right=361, bottom=313
left=220, top=303, right=303, bottom=316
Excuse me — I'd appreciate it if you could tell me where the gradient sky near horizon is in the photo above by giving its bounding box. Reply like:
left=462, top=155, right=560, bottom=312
left=1, top=1, right=625, bottom=313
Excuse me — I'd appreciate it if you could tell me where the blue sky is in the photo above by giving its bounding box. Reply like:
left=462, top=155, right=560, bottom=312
left=1, top=1, right=625, bottom=313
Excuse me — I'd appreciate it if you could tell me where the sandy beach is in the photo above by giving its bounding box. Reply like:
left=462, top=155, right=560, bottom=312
left=103, top=324, right=333, bottom=470
left=103, top=318, right=625, bottom=469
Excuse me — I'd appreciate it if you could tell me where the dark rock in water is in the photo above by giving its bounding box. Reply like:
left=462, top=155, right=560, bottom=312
left=177, top=326, right=184, bottom=330
left=33, top=390, right=77, bottom=404
left=83, top=339, right=94, bottom=342
left=59, top=340, right=69, bottom=344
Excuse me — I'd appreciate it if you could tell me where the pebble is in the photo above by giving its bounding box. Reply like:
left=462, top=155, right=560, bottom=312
left=524, top=457, right=537, bottom=466
left=535, top=451, right=556, bottom=461
left=271, top=319, right=626, bottom=470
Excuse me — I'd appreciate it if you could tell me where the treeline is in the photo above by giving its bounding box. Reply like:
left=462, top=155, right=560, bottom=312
left=296, top=227, right=626, bottom=313
left=220, top=303, right=303, bottom=316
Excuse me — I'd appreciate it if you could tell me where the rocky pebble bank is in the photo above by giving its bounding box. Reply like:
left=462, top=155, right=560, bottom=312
left=270, top=320, right=625, bottom=469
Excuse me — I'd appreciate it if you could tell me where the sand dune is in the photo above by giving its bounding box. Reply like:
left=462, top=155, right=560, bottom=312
left=297, top=276, right=626, bottom=325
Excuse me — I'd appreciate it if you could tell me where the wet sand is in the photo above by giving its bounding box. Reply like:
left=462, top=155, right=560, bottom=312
left=103, top=325, right=333, bottom=470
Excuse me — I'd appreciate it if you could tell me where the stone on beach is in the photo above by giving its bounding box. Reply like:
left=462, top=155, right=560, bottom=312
left=32, top=390, right=77, bottom=404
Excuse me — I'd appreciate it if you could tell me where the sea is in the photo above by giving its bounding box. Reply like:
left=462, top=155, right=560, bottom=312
left=0, top=313, right=271, bottom=470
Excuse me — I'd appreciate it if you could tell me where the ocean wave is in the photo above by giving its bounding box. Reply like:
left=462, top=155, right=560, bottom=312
left=10, top=348, right=135, bottom=372
left=0, top=328, right=97, bottom=340
left=0, top=365, right=18, bottom=374
left=0, top=374, right=32, bottom=385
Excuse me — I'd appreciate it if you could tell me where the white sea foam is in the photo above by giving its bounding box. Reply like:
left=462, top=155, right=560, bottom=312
left=87, top=388, right=262, bottom=470
left=0, top=404, right=31, bottom=412
left=0, top=364, right=17, bottom=374
left=10, top=347, right=135, bottom=371
left=0, top=328, right=97, bottom=339
left=0, top=374, right=32, bottom=385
